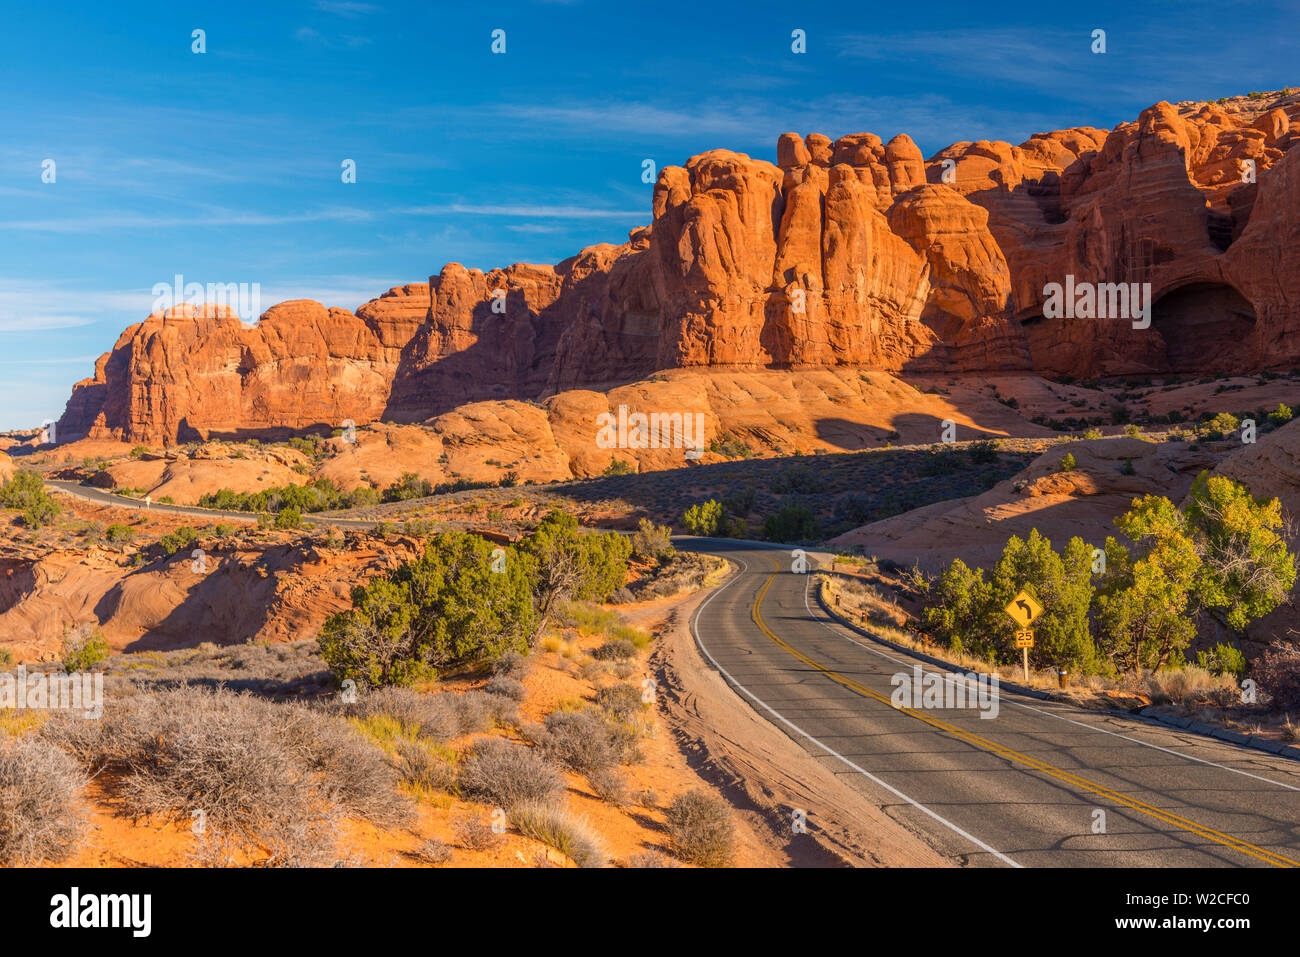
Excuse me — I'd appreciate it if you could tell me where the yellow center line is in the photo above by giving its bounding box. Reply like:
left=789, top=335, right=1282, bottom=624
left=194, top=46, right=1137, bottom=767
left=749, top=567, right=1298, bottom=868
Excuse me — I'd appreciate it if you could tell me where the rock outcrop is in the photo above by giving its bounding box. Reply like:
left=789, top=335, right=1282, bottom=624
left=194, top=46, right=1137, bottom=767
left=57, top=91, right=1300, bottom=445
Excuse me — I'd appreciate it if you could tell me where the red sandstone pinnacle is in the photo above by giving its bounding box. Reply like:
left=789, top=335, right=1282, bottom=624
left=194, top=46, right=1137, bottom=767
left=56, top=93, right=1300, bottom=443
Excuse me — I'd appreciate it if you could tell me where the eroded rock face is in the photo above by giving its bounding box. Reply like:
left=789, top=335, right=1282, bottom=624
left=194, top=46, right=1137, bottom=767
left=57, top=92, right=1300, bottom=444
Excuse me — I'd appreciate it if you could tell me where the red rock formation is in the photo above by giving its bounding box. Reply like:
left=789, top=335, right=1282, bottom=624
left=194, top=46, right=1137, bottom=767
left=57, top=91, right=1300, bottom=444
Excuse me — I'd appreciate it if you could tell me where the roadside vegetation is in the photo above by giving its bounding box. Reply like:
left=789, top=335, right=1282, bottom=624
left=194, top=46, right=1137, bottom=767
left=919, top=474, right=1294, bottom=678
left=317, top=510, right=631, bottom=688
left=0, top=469, right=59, bottom=528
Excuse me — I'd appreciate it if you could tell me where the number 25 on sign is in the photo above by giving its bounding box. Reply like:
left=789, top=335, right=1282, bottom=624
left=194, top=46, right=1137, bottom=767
left=1005, top=590, right=1042, bottom=681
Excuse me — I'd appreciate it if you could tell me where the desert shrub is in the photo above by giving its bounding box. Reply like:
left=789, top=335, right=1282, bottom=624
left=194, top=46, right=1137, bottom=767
left=457, top=738, right=563, bottom=809
left=967, top=440, right=999, bottom=463
left=722, top=488, right=757, bottom=517
left=535, top=709, right=617, bottom=776
left=1121, top=458, right=1136, bottom=475
left=521, top=510, right=631, bottom=623
left=592, top=638, right=637, bottom=661
left=833, top=492, right=875, bottom=527
left=509, top=801, right=608, bottom=868
left=419, top=838, right=453, bottom=864
left=287, top=711, right=411, bottom=827
left=333, top=686, right=456, bottom=739
left=595, top=682, right=644, bottom=720
left=1268, top=403, right=1293, bottom=426
left=492, top=651, right=531, bottom=681
left=772, top=466, right=824, bottom=494
left=918, top=446, right=961, bottom=476
left=665, top=789, right=735, bottom=867
left=42, top=686, right=408, bottom=864
left=0, top=648, right=11, bottom=668
left=708, top=434, right=753, bottom=459
left=61, top=625, right=109, bottom=673
left=602, top=459, right=635, bottom=477
left=626, top=849, right=678, bottom=867
left=1059, top=452, right=1076, bottom=472
left=586, top=764, right=628, bottom=804
left=484, top=675, right=526, bottom=701
left=318, top=531, right=539, bottom=687
left=0, top=469, right=59, bottom=528
left=1196, top=642, right=1247, bottom=679
left=479, top=691, right=521, bottom=728
left=382, top=472, right=432, bottom=502
left=761, top=503, right=820, bottom=542
left=394, top=740, right=457, bottom=792
left=275, top=507, right=302, bottom=530
left=452, top=812, right=502, bottom=850
left=0, top=739, right=88, bottom=864
left=1200, top=412, right=1239, bottom=440
left=1254, top=644, right=1300, bottom=712
left=104, top=523, right=136, bottom=544
left=682, top=500, right=724, bottom=536
left=631, top=518, right=675, bottom=563
left=158, top=525, right=200, bottom=555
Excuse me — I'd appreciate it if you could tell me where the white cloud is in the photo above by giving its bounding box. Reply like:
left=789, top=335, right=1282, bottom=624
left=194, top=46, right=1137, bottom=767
left=396, top=202, right=644, bottom=220
left=0, top=207, right=374, bottom=233
left=315, top=1, right=379, bottom=16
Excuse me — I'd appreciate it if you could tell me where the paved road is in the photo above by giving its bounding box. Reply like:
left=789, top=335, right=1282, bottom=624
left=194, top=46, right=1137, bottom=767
left=48, top=480, right=385, bottom=530
left=48, top=479, right=1300, bottom=865
left=682, top=539, right=1300, bottom=868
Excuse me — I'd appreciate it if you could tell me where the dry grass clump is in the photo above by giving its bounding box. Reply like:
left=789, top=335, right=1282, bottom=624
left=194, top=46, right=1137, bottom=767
left=625, top=848, right=679, bottom=867
left=418, top=838, right=453, bottom=864
left=452, top=811, right=502, bottom=851
left=40, top=685, right=410, bottom=865
left=509, top=801, right=608, bottom=868
left=457, top=738, right=564, bottom=809
left=333, top=686, right=516, bottom=741
left=665, top=788, right=735, bottom=867
left=394, top=739, right=458, bottom=793
left=1146, top=665, right=1239, bottom=705
left=529, top=709, right=618, bottom=776
left=485, top=676, right=526, bottom=701
left=0, top=738, right=88, bottom=865
left=523, top=685, right=652, bottom=801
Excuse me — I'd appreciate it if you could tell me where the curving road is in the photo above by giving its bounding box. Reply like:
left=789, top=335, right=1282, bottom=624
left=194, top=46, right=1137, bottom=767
left=47, top=478, right=1300, bottom=866
left=681, top=539, right=1300, bottom=868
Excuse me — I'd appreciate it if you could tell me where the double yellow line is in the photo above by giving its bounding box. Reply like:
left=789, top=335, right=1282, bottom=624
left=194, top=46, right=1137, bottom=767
left=750, top=569, right=1299, bottom=868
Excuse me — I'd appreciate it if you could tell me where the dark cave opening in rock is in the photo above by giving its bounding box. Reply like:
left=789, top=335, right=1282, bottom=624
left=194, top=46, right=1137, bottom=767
left=1152, top=282, right=1257, bottom=373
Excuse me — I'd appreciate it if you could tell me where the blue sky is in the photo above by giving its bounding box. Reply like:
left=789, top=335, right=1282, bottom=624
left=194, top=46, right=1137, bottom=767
left=1, top=0, right=1295, bottom=429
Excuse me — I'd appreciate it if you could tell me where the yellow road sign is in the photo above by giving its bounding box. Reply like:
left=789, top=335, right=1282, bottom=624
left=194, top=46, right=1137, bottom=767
left=1014, top=629, right=1034, bottom=649
left=1004, top=590, right=1044, bottom=628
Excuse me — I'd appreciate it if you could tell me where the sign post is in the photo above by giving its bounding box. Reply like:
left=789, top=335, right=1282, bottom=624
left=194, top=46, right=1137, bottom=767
left=1004, top=590, right=1044, bottom=683
left=1014, top=629, right=1034, bottom=681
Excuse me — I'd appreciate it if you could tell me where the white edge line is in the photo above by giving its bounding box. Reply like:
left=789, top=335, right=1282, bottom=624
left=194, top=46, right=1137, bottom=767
left=800, top=573, right=1300, bottom=795
left=690, top=552, right=1021, bottom=868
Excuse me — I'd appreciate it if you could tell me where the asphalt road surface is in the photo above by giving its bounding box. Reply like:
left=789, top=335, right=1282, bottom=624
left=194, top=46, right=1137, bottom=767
left=682, top=539, right=1300, bottom=868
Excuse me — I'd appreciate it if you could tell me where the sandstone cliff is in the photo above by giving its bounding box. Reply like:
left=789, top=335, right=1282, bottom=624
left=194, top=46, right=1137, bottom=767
left=57, top=91, right=1300, bottom=445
